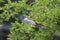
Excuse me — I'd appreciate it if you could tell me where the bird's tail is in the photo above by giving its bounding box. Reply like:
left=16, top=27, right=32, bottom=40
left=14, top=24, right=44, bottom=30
left=34, top=22, right=47, bottom=31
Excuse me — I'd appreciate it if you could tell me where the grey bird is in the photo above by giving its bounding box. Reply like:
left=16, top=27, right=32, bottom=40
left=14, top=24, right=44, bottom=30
left=22, top=14, right=43, bottom=31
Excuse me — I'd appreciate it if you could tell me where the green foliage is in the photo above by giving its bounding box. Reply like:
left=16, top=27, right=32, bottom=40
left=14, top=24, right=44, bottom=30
left=0, top=0, right=4, bottom=3
left=0, top=0, right=60, bottom=40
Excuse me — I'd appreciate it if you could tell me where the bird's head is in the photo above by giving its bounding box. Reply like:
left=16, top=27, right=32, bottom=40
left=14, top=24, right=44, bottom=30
left=22, top=14, right=27, bottom=19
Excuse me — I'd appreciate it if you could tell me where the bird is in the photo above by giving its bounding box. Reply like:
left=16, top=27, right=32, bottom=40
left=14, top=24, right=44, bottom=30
left=21, top=14, right=43, bottom=31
